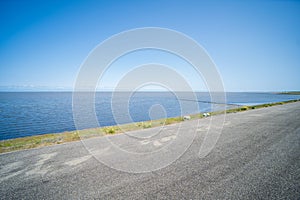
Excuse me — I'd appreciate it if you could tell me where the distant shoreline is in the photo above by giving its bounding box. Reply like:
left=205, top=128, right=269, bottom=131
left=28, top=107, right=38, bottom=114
left=278, top=91, right=300, bottom=95
left=0, top=90, right=300, bottom=93
left=1, top=99, right=299, bottom=154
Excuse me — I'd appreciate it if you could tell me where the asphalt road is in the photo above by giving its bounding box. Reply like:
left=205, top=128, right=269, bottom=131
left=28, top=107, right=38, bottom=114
left=1, top=102, right=300, bottom=199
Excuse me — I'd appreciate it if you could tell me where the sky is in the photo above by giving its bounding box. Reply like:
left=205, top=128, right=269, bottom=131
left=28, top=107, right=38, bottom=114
left=0, top=0, right=299, bottom=92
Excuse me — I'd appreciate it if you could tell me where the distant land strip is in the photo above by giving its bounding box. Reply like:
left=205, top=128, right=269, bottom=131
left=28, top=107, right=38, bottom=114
left=278, top=91, right=300, bottom=95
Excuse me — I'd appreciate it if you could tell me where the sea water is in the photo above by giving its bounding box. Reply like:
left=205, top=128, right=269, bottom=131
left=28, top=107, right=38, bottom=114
left=0, top=92, right=299, bottom=140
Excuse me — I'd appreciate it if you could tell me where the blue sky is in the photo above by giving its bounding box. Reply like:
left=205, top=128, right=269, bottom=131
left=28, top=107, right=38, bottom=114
left=0, top=0, right=299, bottom=92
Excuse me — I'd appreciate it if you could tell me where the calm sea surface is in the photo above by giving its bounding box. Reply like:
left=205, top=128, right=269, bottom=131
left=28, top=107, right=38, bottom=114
left=0, top=92, right=299, bottom=140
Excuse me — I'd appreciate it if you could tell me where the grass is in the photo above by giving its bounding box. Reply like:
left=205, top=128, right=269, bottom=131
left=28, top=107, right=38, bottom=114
left=1, top=99, right=299, bottom=154
left=103, top=127, right=117, bottom=134
left=164, top=117, right=184, bottom=125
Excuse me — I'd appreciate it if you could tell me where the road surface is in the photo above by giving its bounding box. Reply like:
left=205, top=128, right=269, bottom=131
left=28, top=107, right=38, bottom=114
left=1, top=102, right=300, bottom=199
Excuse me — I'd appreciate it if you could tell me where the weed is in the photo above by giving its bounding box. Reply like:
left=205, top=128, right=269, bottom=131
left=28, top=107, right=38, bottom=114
left=240, top=106, right=248, bottom=111
left=103, top=127, right=116, bottom=134
left=142, top=122, right=152, bottom=128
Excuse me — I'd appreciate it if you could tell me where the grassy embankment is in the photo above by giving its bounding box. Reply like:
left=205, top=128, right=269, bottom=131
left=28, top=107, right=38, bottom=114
left=1, top=99, right=299, bottom=153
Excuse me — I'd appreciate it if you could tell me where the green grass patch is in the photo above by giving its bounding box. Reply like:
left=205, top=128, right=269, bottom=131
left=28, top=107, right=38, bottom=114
left=165, top=117, right=184, bottom=125
left=103, top=127, right=117, bottom=134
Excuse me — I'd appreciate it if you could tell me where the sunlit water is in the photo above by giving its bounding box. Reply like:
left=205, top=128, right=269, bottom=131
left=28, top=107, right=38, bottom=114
left=0, top=92, right=299, bottom=140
